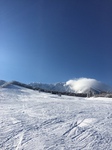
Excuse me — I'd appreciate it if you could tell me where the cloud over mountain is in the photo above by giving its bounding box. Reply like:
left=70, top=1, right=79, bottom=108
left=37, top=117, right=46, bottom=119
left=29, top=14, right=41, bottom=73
left=0, top=78, right=112, bottom=94
left=66, top=78, right=112, bottom=93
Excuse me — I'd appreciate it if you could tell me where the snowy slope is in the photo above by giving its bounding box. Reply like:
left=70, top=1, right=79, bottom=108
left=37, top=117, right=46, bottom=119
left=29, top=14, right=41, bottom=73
left=1, top=87, right=112, bottom=149
left=0, top=80, right=6, bottom=86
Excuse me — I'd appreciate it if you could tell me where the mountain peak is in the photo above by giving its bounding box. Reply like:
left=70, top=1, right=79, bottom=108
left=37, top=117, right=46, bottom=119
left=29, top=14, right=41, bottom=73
left=0, top=78, right=112, bottom=94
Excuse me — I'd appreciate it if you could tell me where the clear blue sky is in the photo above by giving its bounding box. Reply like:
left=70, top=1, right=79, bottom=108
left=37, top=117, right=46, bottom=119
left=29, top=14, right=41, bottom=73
left=0, top=0, right=112, bottom=85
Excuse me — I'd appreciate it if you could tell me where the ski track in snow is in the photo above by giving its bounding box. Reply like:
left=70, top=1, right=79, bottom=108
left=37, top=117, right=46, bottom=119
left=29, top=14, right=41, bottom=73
left=0, top=88, right=112, bottom=149
left=15, top=131, right=24, bottom=150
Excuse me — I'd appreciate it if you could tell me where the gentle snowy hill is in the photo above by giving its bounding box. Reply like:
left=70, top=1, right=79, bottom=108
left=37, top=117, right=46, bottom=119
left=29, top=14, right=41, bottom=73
left=1, top=87, right=112, bottom=149
left=1, top=81, right=37, bottom=90
left=0, top=80, right=6, bottom=86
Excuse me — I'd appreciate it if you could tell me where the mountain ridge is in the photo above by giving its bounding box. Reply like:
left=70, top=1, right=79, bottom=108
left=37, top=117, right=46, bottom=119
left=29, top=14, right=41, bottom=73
left=0, top=78, right=112, bottom=96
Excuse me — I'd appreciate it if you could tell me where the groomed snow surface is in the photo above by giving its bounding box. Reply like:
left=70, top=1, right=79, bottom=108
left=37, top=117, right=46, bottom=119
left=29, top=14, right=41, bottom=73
left=0, top=87, right=112, bottom=150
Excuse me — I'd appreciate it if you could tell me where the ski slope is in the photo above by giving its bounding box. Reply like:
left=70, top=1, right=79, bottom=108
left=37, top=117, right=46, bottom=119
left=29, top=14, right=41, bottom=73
left=0, top=87, right=112, bottom=150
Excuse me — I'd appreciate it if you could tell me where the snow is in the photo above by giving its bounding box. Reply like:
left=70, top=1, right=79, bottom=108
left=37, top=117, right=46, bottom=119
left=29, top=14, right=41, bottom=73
left=0, top=87, right=112, bottom=149
left=1, top=78, right=112, bottom=94
left=29, top=82, right=71, bottom=93
left=0, top=80, right=6, bottom=86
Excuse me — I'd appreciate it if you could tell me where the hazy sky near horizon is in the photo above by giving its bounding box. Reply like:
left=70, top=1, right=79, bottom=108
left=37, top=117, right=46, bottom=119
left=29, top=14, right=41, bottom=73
left=0, top=0, right=112, bottom=85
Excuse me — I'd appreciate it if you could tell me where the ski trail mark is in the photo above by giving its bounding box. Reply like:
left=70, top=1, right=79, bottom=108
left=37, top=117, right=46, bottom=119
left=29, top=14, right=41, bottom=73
left=15, top=131, right=24, bottom=150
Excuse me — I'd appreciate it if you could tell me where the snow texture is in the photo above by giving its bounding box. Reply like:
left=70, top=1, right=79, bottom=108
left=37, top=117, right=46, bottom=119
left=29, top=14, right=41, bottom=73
left=0, top=87, right=112, bottom=150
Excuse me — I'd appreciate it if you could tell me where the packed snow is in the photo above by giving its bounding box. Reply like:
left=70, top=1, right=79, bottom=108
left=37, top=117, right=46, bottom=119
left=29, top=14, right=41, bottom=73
left=0, top=87, right=112, bottom=150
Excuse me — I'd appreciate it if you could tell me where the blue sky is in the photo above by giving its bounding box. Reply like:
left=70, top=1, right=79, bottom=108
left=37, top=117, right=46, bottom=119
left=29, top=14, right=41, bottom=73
left=0, top=0, right=112, bottom=85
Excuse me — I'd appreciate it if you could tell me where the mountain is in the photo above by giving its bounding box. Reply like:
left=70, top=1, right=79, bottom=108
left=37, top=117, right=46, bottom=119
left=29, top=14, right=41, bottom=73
left=29, top=78, right=112, bottom=94
left=66, top=78, right=112, bottom=94
left=29, top=82, right=72, bottom=93
left=0, top=80, right=6, bottom=86
left=0, top=81, right=36, bottom=90
left=0, top=78, right=112, bottom=95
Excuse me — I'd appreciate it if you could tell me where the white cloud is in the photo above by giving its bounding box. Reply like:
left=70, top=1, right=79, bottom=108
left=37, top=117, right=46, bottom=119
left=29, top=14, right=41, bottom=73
left=66, top=78, right=112, bottom=93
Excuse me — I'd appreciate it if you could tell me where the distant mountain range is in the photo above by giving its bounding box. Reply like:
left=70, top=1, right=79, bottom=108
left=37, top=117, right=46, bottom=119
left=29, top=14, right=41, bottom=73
left=0, top=78, right=112, bottom=95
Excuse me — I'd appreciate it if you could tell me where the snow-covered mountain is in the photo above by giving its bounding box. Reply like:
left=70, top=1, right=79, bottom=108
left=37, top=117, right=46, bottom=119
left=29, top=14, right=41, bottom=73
left=0, top=80, right=6, bottom=86
left=29, top=82, right=72, bottom=93
left=66, top=78, right=112, bottom=94
left=29, top=78, right=112, bottom=94
left=0, top=78, right=112, bottom=94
